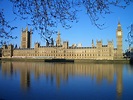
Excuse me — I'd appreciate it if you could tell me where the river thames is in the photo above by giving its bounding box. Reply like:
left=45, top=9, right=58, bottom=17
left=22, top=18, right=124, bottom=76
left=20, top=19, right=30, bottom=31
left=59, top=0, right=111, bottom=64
left=0, top=61, right=133, bottom=100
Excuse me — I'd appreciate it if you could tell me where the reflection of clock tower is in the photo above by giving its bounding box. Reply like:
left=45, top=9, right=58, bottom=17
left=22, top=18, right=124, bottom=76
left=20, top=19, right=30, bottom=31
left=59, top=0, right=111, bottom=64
left=116, top=21, right=123, bottom=59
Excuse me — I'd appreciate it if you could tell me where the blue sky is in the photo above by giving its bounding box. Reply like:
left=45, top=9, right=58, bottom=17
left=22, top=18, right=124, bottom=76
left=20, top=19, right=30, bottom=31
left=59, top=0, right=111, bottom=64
left=0, top=1, right=133, bottom=51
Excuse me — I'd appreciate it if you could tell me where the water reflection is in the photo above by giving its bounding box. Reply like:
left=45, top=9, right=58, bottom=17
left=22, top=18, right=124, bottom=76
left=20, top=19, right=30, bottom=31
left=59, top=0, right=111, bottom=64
left=1, top=62, right=14, bottom=76
left=21, top=70, right=30, bottom=90
left=0, top=63, right=1, bottom=71
left=1, top=61, right=126, bottom=98
left=127, top=64, right=133, bottom=74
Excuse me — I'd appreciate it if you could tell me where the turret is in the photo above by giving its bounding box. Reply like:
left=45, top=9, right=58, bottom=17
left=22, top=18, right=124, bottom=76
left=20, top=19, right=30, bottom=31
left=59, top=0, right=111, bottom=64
left=63, top=41, right=69, bottom=49
left=2, top=45, right=7, bottom=49
left=2, top=44, right=13, bottom=58
left=35, top=42, right=40, bottom=48
left=56, top=31, right=62, bottom=47
left=92, top=39, right=94, bottom=47
left=108, top=40, right=113, bottom=47
left=96, top=40, right=102, bottom=48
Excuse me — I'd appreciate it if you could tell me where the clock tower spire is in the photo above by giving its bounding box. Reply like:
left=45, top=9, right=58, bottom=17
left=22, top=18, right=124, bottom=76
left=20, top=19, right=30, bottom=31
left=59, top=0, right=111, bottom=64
left=116, top=21, right=123, bottom=59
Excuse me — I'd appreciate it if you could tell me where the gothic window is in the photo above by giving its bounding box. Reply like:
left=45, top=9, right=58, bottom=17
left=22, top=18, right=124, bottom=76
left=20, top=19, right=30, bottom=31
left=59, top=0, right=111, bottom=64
left=22, top=37, right=26, bottom=41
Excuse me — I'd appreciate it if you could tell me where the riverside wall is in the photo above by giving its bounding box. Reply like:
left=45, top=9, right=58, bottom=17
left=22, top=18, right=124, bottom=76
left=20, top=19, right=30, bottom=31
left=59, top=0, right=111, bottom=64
left=0, top=58, right=130, bottom=64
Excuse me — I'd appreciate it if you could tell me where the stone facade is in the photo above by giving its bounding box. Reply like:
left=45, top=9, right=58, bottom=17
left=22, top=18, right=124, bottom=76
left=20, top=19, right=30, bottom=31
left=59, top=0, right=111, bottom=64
left=2, top=22, right=123, bottom=60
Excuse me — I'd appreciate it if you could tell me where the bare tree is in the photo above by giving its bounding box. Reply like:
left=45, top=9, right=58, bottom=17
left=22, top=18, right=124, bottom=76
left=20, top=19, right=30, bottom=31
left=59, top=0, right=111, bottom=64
left=126, top=24, right=133, bottom=49
left=0, top=0, right=132, bottom=45
left=0, top=9, right=17, bottom=47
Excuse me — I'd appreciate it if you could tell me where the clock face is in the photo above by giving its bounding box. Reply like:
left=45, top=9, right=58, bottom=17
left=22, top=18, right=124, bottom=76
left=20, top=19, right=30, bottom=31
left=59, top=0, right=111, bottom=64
left=118, top=31, right=121, bottom=36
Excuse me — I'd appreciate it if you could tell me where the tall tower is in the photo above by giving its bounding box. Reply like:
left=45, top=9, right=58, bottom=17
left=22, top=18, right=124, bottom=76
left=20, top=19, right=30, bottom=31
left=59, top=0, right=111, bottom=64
left=92, top=39, right=94, bottom=47
left=116, top=21, right=123, bottom=59
left=21, top=27, right=32, bottom=48
left=56, top=31, right=62, bottom=47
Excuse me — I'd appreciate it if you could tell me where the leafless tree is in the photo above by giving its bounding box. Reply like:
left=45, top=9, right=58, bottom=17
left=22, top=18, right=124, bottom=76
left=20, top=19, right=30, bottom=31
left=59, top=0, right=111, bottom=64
left=0, top=0, right=132, bottom=45
left=0, top=9, right=17, bottom=46
left=126, top=24, right=133, bottom=49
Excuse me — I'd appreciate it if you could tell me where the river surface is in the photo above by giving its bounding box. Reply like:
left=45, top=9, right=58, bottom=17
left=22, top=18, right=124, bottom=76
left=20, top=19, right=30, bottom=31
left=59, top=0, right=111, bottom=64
left=0, top=61, right=133, bottom=100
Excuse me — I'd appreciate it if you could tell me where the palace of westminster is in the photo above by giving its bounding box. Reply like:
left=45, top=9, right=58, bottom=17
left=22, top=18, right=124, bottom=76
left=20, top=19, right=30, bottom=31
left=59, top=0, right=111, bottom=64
left=2, top=22, right=123, bottom=60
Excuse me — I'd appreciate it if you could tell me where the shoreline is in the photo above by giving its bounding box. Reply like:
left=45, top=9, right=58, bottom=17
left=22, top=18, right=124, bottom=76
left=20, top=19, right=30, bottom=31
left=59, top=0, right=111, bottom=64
left=0, top=58, right=130, bottom=64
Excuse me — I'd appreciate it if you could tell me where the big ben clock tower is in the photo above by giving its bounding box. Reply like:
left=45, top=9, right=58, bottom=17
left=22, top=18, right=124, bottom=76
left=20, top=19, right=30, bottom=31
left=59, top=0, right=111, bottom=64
left=116, top=21, right=123, bottom=59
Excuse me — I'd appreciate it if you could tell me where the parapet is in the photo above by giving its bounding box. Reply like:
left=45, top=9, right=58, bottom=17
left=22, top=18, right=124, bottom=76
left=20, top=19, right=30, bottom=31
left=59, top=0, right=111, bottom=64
left=2, top=44, right=13, bottom=50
